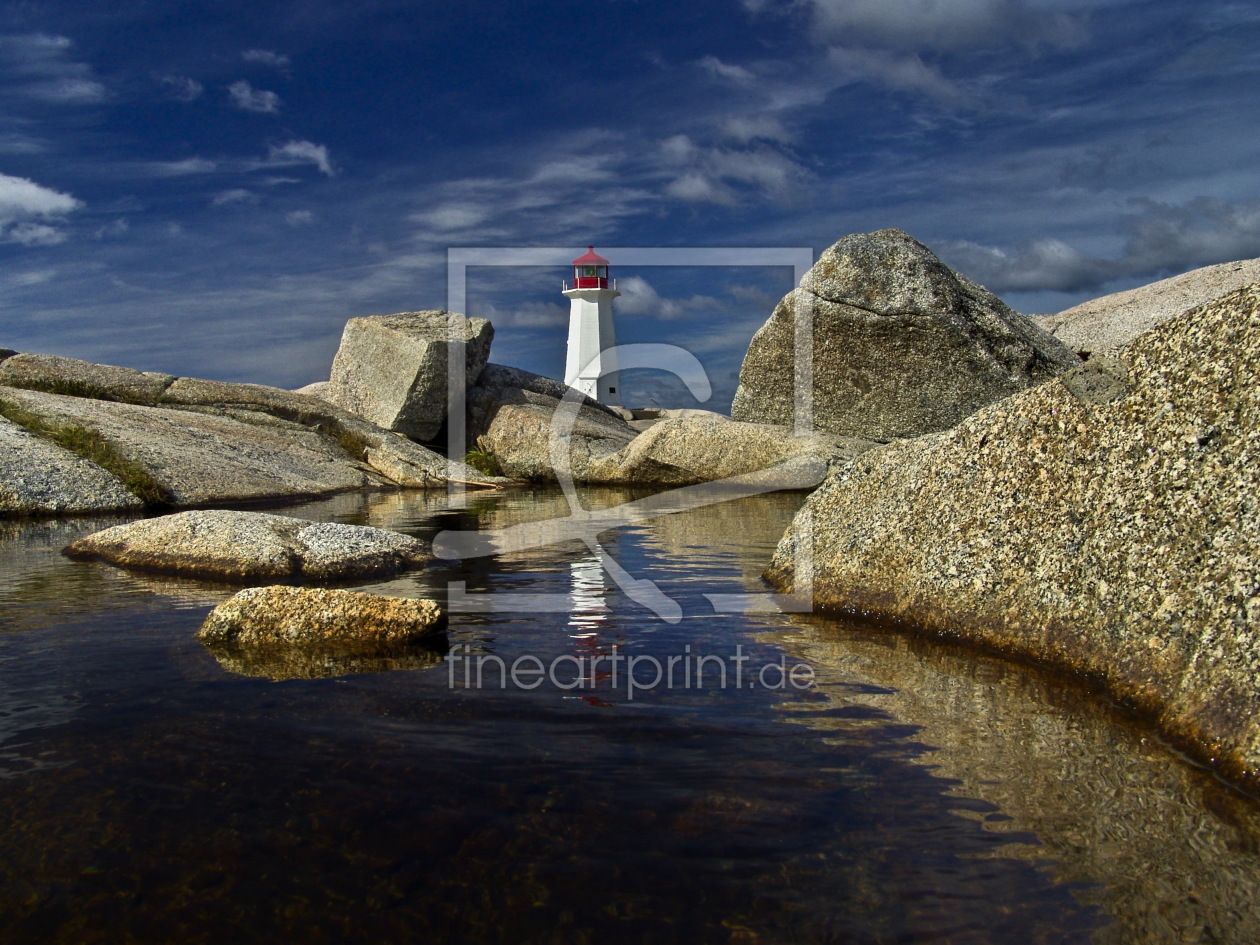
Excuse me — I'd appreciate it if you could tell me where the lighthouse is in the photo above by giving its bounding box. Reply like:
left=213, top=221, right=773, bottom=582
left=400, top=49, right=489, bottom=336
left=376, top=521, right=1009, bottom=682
left=563, top=246, right=621, bottom=405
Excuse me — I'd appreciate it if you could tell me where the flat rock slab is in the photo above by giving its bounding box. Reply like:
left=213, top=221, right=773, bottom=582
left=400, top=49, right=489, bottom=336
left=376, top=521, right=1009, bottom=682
left=197, top=585, right=446, bottom=647
left=0, top=353, right=174, bottom=402
left=65, top=510, right=432, bottom=581
left=2, top=388, right=373, bottom=505
left=0, top=414, right=143, bottom=516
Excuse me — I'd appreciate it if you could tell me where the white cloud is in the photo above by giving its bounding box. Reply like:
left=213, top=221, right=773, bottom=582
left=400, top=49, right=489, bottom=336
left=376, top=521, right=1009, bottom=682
left=211, top=188, right=259, bottom=207
left=476, top=300, right=570, bottom=329
left=0, top=171, right=81, bottom=245
left=828, top=46, right=971, bottom=107
left=660, top=134, right=810, bottom=205
left=0, top=34, right=107, bottom=104
left=267, top=140, right=336, bottom=176
left=5, top=222, right=69, bottom=246
left=158, top=74, right=203, bottom=102
left=0, top=131, right=47, bottom=155
left=229, top=79, right=282, bottom=114
left=940, top=196, right=1260, bottom=293
left=412, top=203, right=492, bottom=233
left=616, top=276, right=721, bottom=320
left=242, top=49, right=291, bottom=70
left=720, top=115, right=795, bottom=145
left=285, top=210, right=315, bottom=227
left=698, top=55, right=756, bottom=83
left=149, top=157, right=218, bottom=176
left=799, top=0, right=1085, bottom=52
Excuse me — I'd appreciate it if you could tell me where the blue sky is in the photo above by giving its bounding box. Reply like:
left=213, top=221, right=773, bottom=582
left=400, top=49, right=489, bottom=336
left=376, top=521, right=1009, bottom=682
left=2, top=0, right=1259, bottom=410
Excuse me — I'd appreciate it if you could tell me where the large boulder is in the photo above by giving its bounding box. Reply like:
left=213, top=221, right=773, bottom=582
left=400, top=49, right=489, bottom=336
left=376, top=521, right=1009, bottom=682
left=0, top=413, right=143, bottom=516
left=197, top=585, right=445, bottom=647
left=589, top=417, right=875, bottom=488
left=1034, top=256, right=1260, bottom=357
left=327, top=311, right=493, bottom=442
left=65, top=510, right=431, bottom=581
left=732, top=229, right=1080, bottom=441
left=466, top=363, right=637, bottom=481
left=767, top=285, right=1260, bottom=789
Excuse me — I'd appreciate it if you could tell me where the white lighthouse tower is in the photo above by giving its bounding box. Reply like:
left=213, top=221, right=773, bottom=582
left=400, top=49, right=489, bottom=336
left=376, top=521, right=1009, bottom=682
left=563, top=246, right=620, bottom=405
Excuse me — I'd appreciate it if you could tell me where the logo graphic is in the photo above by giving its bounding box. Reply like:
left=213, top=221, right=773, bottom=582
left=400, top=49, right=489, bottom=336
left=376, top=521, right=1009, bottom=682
left=435, top=247, right=818, bottom=620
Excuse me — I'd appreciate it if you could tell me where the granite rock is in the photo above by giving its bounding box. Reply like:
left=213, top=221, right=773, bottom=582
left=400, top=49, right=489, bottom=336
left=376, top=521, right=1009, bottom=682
left=0, top=413, right=143, bottom=516
left=732, top=229, right=1080, bottom=441
left=0, top=353, right=175, bottom=403
left=2, top=387, right=373, bottom=506
left=65, top=509, right=431, bottom=581
left=197, top=585, right=445, bottom=646
left=767, top=284, right=1260, bottom=790
left=467, top=363, right=637, bottom=481
left=589, top=417, right=875, bottom=488
left=327, top=311, right=493, bottom=441
left=1035, top=256, right=1260, bottom=357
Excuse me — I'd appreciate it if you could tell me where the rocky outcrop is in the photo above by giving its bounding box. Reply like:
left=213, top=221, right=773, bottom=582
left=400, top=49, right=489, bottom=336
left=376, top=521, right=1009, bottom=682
left=197, top=585, right=445, bottom=646
left=732, top=229, right=1080, bottom=441
left=0, top=354, right=501, bottom=516
left=3, top=387, right=374, bottom=507
left=767, top=285, right=1260, bottom=789
left=0, top=353, right=174, bottom=402
left=327, top=311, right=493, bottom=442
left=292, top=380, right=331, bottom=399
left=0, top=414, right=143, bottom=515
left=589, top=417, right=875, bottom=488
left=467, top=363, right=638, bottom=481
left=1034, top=256, right=1260, bottom=357
left=65, top=510, right=431, bottom=581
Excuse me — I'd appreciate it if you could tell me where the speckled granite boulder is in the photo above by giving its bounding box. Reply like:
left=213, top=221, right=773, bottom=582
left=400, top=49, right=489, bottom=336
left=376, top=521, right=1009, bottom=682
left=767, top=284, right=1260, bottom=789
left=1034, top=256, right=1260, bottom=357
left=589, top=417, right=875, bottom=488
left=732, top=229, right=1080, bottom=441
left=197, top=585, right=445, bottom=646
left=0, top=414, right=143, bottom=516
left=65, top=510, right=431, bottom=581
left=467, top=363, right=637, bottom=481
left=327, top=311, right=493, bottom=441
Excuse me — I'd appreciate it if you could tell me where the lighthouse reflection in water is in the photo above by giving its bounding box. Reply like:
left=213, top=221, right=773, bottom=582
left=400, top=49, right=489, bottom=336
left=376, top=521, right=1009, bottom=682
left=567, top=556, right=620, bottom=704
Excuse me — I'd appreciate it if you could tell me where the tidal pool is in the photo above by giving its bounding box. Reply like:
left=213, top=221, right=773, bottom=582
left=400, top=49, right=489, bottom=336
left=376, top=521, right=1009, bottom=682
left=1, top=486, right=1258, bottom=944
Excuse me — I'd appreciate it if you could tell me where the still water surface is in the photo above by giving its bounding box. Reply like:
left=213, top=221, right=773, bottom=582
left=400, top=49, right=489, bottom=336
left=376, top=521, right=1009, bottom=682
left=2, top=487, right=1260, bottom=944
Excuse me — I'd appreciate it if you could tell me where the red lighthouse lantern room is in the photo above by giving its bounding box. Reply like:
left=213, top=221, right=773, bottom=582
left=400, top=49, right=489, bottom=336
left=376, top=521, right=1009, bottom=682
left=571, top=246, right=611, bottom=289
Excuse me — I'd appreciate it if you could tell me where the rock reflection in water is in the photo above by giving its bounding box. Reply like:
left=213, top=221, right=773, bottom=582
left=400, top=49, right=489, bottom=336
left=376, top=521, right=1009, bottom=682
left=202, top=641, right=448, bottom=681
left=771, top=616, right=1260, bottom=944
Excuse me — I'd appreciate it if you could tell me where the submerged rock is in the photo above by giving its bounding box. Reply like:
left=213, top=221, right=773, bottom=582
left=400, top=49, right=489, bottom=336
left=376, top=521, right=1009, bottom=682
left=65, top=510, right=431, bottom=581
left=767, top=284, right=1260, bottom=789
left=732, top=229, right=1079, bottom=441
left=327, top=310, right=493, bottom=442
left=197, top=585, right=446, bottom=647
